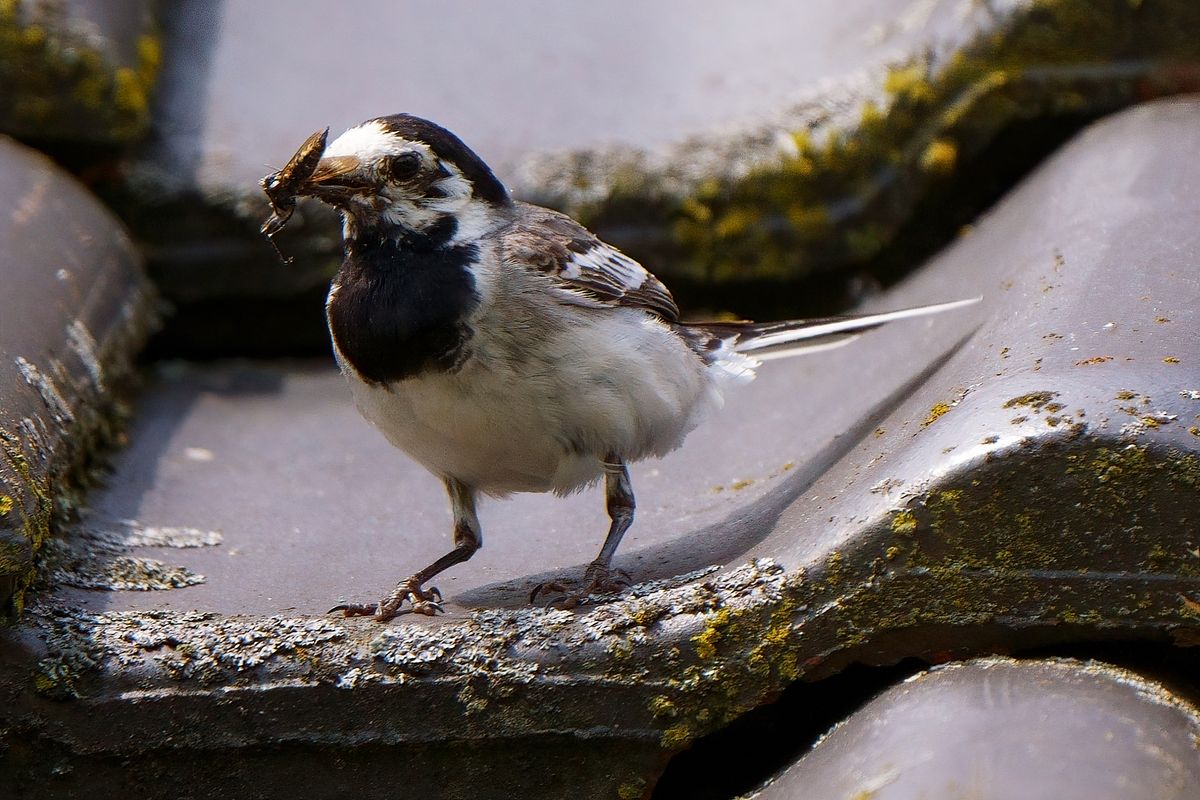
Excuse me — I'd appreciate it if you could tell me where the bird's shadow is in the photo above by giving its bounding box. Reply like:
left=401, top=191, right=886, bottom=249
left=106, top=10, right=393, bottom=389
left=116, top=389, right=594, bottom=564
left=454, top=334, right=968, bottom=609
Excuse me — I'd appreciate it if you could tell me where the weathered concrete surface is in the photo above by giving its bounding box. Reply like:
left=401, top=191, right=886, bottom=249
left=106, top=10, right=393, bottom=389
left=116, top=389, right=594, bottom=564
left=753, top=658, right=1200, bottom=800
left=147, top=0, right=1025, bottom=198
left=118, top=0, right=1200, bottom=356
left=0, top=136, right=157, bottom=619
left=129, top=0, right=1021, bottom=317
left=39, top=336, right=973, bottom=617
left=2, top=99, right=1199, bottom=797
left=741, top=94, right=1200, bottom=680
left=0, top=0, right=159, bottom=144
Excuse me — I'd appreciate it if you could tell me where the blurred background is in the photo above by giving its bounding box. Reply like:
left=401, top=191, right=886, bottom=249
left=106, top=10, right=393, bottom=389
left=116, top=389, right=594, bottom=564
left=6, top=0, right=1199, bottom=361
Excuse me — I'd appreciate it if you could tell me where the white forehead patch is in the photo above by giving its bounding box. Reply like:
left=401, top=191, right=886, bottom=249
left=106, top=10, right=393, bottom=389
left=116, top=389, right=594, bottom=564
left=325, top=120, right=425, bottom=161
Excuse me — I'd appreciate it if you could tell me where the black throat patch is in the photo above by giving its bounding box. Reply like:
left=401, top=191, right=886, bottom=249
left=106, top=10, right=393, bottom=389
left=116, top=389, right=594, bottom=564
left=327, top=219, right=480, bottom=384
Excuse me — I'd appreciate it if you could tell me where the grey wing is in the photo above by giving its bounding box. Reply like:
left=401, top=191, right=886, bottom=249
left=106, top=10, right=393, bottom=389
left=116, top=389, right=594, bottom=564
left=498, top=202, right=680, bottom=322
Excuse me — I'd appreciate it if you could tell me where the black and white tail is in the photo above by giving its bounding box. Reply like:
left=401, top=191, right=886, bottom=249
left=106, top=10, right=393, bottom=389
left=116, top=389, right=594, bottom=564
left=680, top=297, right=980, bottom=382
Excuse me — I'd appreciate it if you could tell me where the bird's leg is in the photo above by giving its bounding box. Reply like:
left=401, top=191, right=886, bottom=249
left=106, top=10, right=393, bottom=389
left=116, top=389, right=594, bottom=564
left=531, top=458, right=635, bottom=608
left=334, top=477, right=481, bottom=621
left=585, top=459, right=636, bottom=590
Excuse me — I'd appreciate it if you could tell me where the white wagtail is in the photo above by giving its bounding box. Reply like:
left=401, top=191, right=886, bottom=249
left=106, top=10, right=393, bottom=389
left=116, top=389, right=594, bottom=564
left=260, top=114, right=977, bottom=619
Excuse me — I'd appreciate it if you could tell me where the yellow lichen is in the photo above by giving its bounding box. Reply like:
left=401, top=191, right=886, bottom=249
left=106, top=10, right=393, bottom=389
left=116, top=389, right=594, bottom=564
left=112, top=66, right=147, bottom=116
left=884, top=63, right=936, bottom=104
left=618, top=778, right=647, bottom=800
left=660, top=722, right=694, bottom=750
left=891, top=509, right=919, bottom=536
left=920, top=138, right=958, bottom=174
left=1004, top=391, right=1058, bottom=410
left=137, top=33, right=161, bottom=82
left=923, top=402, right=952, bottom=427
left=0, top=5, right=160, bottom=140
left=785, top=203, right=830, bottom=235
left=648, top=695, right=677, bottom=718
left=692, top=607, right=732, bottom=661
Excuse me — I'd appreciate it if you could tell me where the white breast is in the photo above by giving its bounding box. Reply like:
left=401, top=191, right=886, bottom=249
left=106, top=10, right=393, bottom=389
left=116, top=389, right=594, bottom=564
left=338, top=304, right=724, bottom=497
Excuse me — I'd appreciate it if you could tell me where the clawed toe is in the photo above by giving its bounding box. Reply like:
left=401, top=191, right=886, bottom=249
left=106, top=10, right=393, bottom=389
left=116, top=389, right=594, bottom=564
left=588, top=566, right=631, bottom=592
left=529, top=580, right=571, bottom=605
left=529, top=582, right=585, bottom=610
left=330, top=583, right=443, bottom=621
left=408, top=589, right=444, bottom=617
left=530, top=566, right=632, bottom=609
left=329, top=602, right=379, bottom=617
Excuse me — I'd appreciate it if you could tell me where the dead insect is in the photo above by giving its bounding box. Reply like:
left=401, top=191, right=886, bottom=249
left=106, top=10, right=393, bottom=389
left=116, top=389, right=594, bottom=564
left=259, top=126, right=328, bottom=261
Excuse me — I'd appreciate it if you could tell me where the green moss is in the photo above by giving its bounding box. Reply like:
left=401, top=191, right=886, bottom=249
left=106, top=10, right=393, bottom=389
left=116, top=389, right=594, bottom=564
left=660, top=722, right=694, bottom=750
left=617, top=777, right=647, bottom=800
left=0, top=535, right=30, bottom=574
left=0, top=292, right=156, bottom=620
left=0, top=2, right=160, bottom=141
left=25, top=428, right=1200, bottom=765
left=1, top=429, right=52, bottom=617
left=896, top=443, right=1200, bottom=576
left=561, top=0, right=1200, bottom=286
left=650, top=435, right=1200, bottom=755
left=650, top=574, right=810, bottom=750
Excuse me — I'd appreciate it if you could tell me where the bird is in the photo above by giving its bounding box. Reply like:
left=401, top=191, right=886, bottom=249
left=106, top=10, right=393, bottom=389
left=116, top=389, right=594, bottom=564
left=263, top=113, right=977, bottom=620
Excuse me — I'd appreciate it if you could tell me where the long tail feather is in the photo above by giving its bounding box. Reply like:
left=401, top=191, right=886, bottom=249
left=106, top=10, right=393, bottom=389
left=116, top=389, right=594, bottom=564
left=697, top=297, right=979, bottom=356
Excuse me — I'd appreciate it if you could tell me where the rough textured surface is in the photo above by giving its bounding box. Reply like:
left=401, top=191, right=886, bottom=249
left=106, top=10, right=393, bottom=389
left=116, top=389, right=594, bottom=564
left=2, top=97, right=1200, bottom=796
left=129, top=0, right=1028, bottom=323
left=0, top=136, right=157, bottom=619
left=753, top=657, right=1200, bottom=799
left=144, top=0, right=1030, bottom=197
left=0, top=0, right=159, bottom=144
left=110, top=0, right=1200, bottom=357
left=541, top=0, right=1200, bottom=283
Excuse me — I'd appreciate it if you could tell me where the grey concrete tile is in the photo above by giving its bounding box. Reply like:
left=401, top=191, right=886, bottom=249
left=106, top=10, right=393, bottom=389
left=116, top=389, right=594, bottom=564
left=4, top=97, right=1200, bottom=799
left=158, top=0, right=1020, bottom=195
left=755, top=658, right=1200, bottom=800
left=0, top=135, right=155, bottom=617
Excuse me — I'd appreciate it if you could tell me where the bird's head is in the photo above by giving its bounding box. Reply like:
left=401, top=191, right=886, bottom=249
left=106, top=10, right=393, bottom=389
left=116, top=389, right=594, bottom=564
left=298, top=114, right=509, bottom=241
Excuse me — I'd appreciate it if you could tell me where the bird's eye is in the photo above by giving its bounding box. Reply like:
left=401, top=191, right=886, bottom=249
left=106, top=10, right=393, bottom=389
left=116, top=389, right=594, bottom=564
left=384, top=152, right=422, bottom=181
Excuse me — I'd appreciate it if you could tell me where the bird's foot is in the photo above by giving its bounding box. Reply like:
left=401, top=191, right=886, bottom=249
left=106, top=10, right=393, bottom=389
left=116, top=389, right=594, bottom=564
left=530, top=565, right=631, bottom=610
left=330, top=579, right=443, bottom=621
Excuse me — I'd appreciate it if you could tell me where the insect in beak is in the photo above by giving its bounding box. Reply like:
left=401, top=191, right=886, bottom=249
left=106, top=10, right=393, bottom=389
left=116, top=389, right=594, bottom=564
left=259, top=129, right=375, bottom=264
left=260, top=127, right=329, bottom=240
